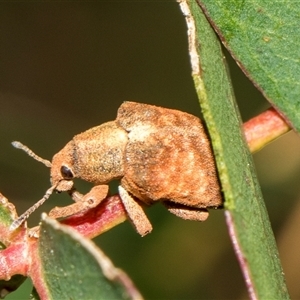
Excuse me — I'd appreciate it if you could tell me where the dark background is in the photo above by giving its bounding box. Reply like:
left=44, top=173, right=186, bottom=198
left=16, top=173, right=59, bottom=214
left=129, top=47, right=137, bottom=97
left=1, top=2, right=300, bottom=299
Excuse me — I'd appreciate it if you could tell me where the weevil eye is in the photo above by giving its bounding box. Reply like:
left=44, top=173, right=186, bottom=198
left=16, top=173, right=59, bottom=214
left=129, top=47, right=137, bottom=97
left=60, top=165, right=74, bottom=180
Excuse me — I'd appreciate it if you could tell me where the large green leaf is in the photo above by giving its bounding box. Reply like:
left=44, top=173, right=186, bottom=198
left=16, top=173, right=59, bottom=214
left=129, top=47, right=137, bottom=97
left=198, top=0, right=300, bottom=131
left=179, top=1, right=289, bottom=298
left=38, top=215, right=142, bottom=300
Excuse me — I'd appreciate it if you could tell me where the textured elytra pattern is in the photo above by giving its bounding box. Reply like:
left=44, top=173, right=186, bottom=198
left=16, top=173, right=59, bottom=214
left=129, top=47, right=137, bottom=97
left=118, top=102, right=221, bottom=208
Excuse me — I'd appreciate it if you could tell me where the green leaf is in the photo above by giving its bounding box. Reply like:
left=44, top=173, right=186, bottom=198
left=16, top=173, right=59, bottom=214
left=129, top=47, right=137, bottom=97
left=198, top=0, right=300, bottom=131
left=0, top=275, right=27, bottom=298
left=179, top=1, right=289, bottom=299
left=0, top=193, right=16, bottom=230
left=38, top=215, right=142, bottom=300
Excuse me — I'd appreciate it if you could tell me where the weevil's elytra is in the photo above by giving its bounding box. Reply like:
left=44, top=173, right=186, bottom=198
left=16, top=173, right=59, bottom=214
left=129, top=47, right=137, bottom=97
left=11, top=102, right=222, bottom=236
left=117, top=102, right=221, bottom=209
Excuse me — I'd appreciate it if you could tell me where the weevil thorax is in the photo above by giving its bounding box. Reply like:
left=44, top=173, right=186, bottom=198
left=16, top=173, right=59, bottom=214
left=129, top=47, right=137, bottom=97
left=51, top=121, right=128, bottom=190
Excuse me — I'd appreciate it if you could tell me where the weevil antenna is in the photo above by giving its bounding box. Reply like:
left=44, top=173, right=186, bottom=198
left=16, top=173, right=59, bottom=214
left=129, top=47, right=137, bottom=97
left=10, top=184, right=57, bottom=231
left=12, top=141, right=52, bottom=168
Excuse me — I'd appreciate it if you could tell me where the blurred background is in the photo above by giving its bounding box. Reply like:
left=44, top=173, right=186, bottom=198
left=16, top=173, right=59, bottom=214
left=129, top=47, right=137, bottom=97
left=1, top=2, right=300, bottom=299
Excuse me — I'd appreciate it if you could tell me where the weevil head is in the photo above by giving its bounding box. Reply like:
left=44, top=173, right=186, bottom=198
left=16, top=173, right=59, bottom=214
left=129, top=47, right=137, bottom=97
left=51, top=141, right=75, bottom=192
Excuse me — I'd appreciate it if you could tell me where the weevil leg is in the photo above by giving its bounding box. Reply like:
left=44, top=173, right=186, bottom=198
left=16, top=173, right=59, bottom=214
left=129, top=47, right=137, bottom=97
left=28, top=226, right=40, bottom=238
left=163, top=201, right=209, bottom=221
left=118, top=186, right=152, bottom=236
left=68, top=188, right=84, bottom=202
left=49, top=185, right=109, bottom=219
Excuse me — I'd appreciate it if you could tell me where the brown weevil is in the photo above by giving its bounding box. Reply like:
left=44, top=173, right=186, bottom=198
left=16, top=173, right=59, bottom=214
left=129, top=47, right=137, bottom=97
left=10, top=102, right=222, bottom=236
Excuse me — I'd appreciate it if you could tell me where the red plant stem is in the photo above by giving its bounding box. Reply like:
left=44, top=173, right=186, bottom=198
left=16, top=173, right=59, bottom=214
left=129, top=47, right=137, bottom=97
left=243, top=107, right=291, bottom=153
left=0, top=243, right=29, bottom=280
left=61, top=194, right=126, bottom=239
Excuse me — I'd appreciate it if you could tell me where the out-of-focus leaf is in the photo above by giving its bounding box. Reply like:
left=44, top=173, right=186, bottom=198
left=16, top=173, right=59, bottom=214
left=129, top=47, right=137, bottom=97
left=0, top=275, right=27, bottom=299
left=29, top=287, right=40, bottom=300
left=0, top=193, right=18, bottom=244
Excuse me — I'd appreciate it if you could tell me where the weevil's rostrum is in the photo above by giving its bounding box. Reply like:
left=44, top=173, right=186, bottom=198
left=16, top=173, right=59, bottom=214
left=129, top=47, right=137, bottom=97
left=12, top=102, right=222, bottom=236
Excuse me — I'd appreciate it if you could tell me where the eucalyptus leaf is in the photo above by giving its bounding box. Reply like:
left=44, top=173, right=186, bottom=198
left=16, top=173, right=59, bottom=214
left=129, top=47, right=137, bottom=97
left=199, top=0, right=300, bottom=131
left=180, top=1, right=289, bottom=298
left=38, top=215, right=142, bottom=300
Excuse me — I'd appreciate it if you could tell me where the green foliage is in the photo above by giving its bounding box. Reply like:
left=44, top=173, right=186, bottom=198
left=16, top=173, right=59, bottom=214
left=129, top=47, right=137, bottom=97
left=199, top=0, right=300, bottom=130
left=38, top=215, right=134, bottom=300
left=187, top=0, right=294, bottom=298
